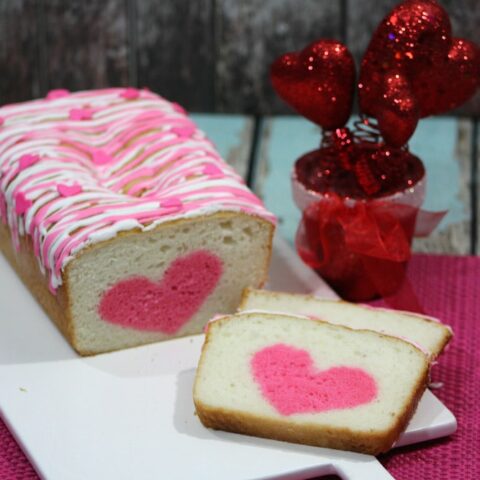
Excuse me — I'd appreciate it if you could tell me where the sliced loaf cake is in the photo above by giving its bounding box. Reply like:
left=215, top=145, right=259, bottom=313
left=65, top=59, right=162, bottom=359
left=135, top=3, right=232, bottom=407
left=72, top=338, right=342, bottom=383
left=194, top=313, right=429, bottom=455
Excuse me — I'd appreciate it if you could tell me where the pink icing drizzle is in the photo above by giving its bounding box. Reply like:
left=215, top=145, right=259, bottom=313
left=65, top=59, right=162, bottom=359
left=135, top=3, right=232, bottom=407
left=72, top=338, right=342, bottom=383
left=0, top=88, right=275, bottom=291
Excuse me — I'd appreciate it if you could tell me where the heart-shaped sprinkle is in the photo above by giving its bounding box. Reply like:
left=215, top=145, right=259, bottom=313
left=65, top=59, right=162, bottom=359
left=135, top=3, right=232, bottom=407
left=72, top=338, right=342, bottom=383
left=171, top=103, right=186, bottom=114
left=69, top=108, right=94, bottom=121
left=203, top=163, right=224, bottom=179
left=57, top=183, right=83, bottom=197
left=359, top=0, right=480, bottom=146
left=15, top=192, right=32, bottom=215
left=46, top=89, right=70, bottom=100
left=0, top=117, right=4, bottom=127
left=171, top=124, right=195, bottom=138
left=19, top=154, right=40, bottom=171
left=271, top=39, right=355, bottom=130
left=120, top=87, right=140, bottom=100
left=98, top=250, right=223, bottom=333
left=160, top=197, right=183, bottom=213
left=251, top=343, right=377, bottom=416
left=91, top=149, right=113, bottom=165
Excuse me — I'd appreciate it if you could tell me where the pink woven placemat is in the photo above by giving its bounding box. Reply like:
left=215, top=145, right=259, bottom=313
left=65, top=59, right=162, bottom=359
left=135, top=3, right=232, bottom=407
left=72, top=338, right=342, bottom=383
left=1, top=253, right=479, bottom=480
left=377, top=253, right=480, bottom=479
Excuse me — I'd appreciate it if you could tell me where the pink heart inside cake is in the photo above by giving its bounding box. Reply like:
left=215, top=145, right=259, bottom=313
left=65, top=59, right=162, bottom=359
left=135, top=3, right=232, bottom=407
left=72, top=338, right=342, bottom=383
left=98, top=250, right=223, bottom=333
left=251, top=343, right=377, bottom=415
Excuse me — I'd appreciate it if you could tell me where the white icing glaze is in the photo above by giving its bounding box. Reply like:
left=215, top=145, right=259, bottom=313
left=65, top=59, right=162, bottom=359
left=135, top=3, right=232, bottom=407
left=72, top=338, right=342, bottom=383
left=0, top=88, right=275, bottom=292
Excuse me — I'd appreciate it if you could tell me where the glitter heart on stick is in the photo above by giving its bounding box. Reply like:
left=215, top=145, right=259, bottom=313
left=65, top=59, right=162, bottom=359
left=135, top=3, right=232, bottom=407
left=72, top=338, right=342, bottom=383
left=270, top=39, right=355, bottom=130
left=373, top=72, right=419, bottom=148
left=359, top=0, right=480, bottom=146
left=270, top=0, right=479, bottom=197
left=413, top=37, right=480, bottom=116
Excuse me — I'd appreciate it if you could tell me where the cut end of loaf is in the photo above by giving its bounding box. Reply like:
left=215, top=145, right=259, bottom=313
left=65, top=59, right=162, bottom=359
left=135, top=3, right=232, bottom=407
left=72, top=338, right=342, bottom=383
left=66, top=213, right=274, bottom=355
left=194, top=312, right=430, bottom=455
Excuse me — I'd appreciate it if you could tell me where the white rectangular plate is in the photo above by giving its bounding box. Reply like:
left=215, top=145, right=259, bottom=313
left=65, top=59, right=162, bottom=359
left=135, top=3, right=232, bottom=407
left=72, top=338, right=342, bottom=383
left=0, top=235, right=456, bottom=480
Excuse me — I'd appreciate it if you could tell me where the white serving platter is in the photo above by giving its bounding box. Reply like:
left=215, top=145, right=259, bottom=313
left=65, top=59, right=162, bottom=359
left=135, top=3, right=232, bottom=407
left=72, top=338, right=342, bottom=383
left=0, top=234, right=456, bottom=480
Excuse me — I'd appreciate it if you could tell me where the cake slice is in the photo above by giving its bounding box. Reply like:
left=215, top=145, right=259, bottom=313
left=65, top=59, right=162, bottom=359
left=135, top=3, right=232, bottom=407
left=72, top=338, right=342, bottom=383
left=239, top=289, right=452, bottom=359
left=194, top=313, right=429, bottom=455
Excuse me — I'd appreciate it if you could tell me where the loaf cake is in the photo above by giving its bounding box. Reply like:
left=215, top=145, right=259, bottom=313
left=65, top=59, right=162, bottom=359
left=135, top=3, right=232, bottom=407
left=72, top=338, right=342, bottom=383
left=0, top=88, right=275, bottom=355
left=239, top=289, right=452, bottom=359
left=194, top=312, right=429, bottom=454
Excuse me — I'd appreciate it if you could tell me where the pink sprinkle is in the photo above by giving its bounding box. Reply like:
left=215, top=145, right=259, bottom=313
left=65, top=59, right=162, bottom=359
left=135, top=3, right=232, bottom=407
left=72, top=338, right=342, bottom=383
left=46, top=89, right=70, bottom=100
left=57, top=183, right=83, bottom=197
left=171, top=103, right=186, bottom=114
left=171, top=125, right=195, bottom=138
left=91, top=149, right=113, bottom=165
left=120, top=88, right=140, bottom=100
left=15, top=192, right=32, bottom=215
left=69, top=108, right=94, bottom=121
left=0, top=117, right=4, bottom=126
left=0, top=194, right=7, bottom=221
left=203, top=163, right=224, bottom=179
left=19, top=154, right=40, bottom=171
left=160, top=197, right=183, bottom=213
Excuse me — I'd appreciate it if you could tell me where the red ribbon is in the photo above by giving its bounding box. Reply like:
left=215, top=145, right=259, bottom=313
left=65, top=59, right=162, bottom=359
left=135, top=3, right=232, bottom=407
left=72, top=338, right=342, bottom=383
left=296, top=194, right=445, bottom=312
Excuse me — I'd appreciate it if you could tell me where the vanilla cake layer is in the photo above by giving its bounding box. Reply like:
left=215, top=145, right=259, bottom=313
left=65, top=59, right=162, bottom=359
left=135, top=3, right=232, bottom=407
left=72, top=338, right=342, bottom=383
left=239, top=289, right=452, bottom=358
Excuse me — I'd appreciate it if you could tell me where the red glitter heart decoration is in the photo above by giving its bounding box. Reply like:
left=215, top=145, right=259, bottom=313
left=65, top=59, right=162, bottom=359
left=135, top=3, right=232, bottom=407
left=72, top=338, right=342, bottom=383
left=271, top=40, right=355, bottom=130
left=359, top=0, right=480, bottom=146
left=373, top=72, right=419, bottom=147
left=413, top=37, right=480, bottom=116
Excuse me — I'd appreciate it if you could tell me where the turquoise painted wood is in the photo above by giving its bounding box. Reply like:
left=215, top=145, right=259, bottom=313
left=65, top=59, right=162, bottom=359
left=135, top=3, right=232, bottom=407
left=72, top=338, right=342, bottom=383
left=410, top=118, right=468, bottom=224
left=191, top=114, right=253, bottom=180
left=253, top=117, right=320, bottom=243
left=254, top=116, right=472, bottom=252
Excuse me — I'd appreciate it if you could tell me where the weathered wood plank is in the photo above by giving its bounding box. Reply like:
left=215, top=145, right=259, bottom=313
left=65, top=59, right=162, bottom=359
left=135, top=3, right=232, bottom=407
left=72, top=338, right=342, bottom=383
left=442, top=0, right=480, bottom=115
left=345, top=0, right=397, bottom=66
left=346, top=0, right=480, bottom=115
left=411, top=118, right=472, bottom=254
left=135, top=0, right=214, bottom=111
left=42, top=0, right=129, bottom=92
left=215, top=0, right=343, bottom=114
left=254, top=116, right=472, bottom=254
left=0, top=0, right=40, bottom=104
left=191, top=114, right=254, bottom=180
left=253, top=116, right=321, bottom=241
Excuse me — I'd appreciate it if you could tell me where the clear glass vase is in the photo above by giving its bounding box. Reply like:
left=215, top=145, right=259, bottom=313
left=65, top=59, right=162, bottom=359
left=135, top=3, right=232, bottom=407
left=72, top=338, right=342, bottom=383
left=292, top=153, right=426, bottom=302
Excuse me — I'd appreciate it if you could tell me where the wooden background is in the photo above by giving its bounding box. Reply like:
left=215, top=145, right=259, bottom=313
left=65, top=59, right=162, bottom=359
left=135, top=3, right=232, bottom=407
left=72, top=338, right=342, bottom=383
left=0, top=0, right=479, bottom=114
